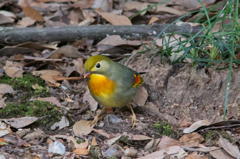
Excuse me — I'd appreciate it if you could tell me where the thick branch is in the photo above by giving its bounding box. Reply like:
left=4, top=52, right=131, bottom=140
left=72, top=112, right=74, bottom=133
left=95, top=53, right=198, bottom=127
left=0, top=24, right=202, bottom=45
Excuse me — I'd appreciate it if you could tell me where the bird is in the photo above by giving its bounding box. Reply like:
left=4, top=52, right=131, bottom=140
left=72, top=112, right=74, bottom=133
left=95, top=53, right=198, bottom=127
left=84, top=55, right=143, bottom=126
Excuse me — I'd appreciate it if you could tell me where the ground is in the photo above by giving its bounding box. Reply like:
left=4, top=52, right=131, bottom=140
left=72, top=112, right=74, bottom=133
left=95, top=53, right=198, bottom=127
left=0, top=0, right=240, bottom=159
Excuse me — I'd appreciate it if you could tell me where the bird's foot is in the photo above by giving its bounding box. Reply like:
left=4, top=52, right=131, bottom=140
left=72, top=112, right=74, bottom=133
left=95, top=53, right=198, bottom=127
left=128, top=105, right=138, bottom=128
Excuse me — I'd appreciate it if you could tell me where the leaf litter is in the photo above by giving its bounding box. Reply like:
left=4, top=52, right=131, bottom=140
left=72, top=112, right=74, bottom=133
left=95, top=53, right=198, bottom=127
left=0, top=0, right=239, bottom=158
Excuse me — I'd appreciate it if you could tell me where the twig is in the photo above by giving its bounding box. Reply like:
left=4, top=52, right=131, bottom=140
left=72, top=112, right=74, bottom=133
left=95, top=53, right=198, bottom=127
left=0, top=24, right=202, bottom=45
left=54, top=76, right=84, bottom=81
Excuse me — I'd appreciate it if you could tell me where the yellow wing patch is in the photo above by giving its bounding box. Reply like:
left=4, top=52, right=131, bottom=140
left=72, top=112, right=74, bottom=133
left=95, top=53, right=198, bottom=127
left=88, top=74, right=116, bottom=97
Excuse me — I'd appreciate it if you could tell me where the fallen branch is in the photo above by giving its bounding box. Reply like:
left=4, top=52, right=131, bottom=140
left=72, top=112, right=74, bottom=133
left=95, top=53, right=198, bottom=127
left=0, top=24, right=202, bottom=45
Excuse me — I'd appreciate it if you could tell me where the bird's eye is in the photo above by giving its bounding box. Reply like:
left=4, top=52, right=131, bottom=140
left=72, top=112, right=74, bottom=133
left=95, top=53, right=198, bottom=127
left=96, top=63, right=101, bottom=68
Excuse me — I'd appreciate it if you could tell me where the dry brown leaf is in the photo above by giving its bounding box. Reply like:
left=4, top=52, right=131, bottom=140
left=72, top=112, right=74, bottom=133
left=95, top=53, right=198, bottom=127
left=218, top=137, right=240, bottom=158
left=95, top=10, right=132, bottom=25
left=157, top=136, right=180, bottom=149
left=93, top=129, right=111, bottom=138
left=35, top=97, right=62, bottom=107
left=17, top=17, right=36, bottom=27
left=1, top=117, right=39, bottom=129
left=97, top=35, right=141, bottom=51
left=73, top=120, right=93, bottom=137
left=210, top=149, right=235, bottom=159
left=185, top=152, right=208, bottom=159
left=133, top=86, right=148, bottom=106
left=124, top=1, right=149, bottom=11
left=183, top=120, right=211, bottom=133
left=18, top=0, right=44, bottom=22
left=0, top=84, right=14, bottom=96
left=83, top=89, right=98, bottom=111
left=179, top=133, right=204, bottom=147
left=73, top=148, right=89, bottom=155
left=128, top=134, right=151, bottom=141
left=3, top=61, right=24, bottom=78
left=139, top=146, right=187, bottom=159
left=32, top=70, right=62, bottom=87
left=154, top=6, right=186, bottom=16
left=172, top=0, right=216, bottom=10
left=91, top=137, right=98, bottom=146
left=148, top=16, right=159, bottom=24
left=50, top=45, right=81, bottom=59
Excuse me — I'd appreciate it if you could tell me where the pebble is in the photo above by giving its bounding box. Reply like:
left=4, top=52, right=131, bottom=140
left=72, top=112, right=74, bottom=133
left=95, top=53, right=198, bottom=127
left=124, top=148, right=138, bottom=157
left=102, top=144, right=123, bottom=158
left=48, top=141, right=66, bottom=155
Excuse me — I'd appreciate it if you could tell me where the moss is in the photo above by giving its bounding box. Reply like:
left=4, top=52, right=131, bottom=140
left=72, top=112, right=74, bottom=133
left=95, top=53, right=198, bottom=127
left=0, top=74, right=49, bottom=97
left=89, top=146, right=102, bottom=159
left=203, top=130, right=234, bottom=145
left=153, top=121, right=176, bottom=137
left=0, top=100, right=62, bottom=129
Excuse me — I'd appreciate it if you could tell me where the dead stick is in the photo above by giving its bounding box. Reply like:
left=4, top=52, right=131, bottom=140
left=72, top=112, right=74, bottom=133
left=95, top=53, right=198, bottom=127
left=0, top=24, right=202, bottom=45
left=54, top=76, right=84, bottom=81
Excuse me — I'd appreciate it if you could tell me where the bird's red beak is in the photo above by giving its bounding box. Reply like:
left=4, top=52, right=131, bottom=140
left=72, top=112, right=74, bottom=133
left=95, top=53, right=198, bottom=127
left=83, top=72, right=91, bottom=79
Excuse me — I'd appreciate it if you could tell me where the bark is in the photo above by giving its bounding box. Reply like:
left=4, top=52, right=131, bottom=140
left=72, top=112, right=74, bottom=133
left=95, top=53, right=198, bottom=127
left=0, top=24, right=202, bottom=45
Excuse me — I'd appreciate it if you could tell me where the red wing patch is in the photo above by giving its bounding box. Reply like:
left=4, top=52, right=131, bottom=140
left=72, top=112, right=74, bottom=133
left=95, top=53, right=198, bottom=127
left=133, top=74, right=143, bottom=88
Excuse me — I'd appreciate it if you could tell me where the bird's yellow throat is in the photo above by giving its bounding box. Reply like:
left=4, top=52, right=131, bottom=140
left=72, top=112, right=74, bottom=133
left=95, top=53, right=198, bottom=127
left=88, top=74, right=116, bottom=97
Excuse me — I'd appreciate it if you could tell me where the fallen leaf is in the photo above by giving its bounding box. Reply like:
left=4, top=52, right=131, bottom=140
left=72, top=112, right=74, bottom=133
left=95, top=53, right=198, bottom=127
left=50, top=45, right=81, bottom=59
left=210, top=149, right=235, bottom=159
left=92, top=0, right=112, bottom=12
left=0, top=98, right=6, bottom=109
left=73, top=148, right=89, bottom=155
left=183, top=120, right=211, bottom=133
left=97, top=35, right=142, bottom=51
left=139, top=146, right=187, bottom=159
left=157, top=136, right=180, bottom=149
left=91, top=137, right=98, bottom=146
left=0, top=84, right=14, bottom=96
left=185, top=152, right=208, bottom=159
left=0, top=11, right=15, bottom=25
left=179, top=133, right=204, bottom=147
left=218, top=137, right=240, bottom=158
left=183, top=146, right=219, bottom=153
left=1, top=117, right=39, bottom=129
left=18, top=0, right=44, bottom=22
left=50, top=116, right=70, bottom=130
left=124, top=1, right=149, bottom=12
left=0, top=121, right=11, bottom=137
left=106, top=135, right=122, bottom=146
left=32, top=70, right=62, bottom=87
left=73, top=120, right=93, bottom=137
left=172, top=0, right=216, bottom=9
left=17, top=17, right=36, bottom=27
left=36, top=97, right=62, bottom=107
left=128, top=134, right=151, bottom=141
left=83, top=89, right=98, bottom=111
left=133, top=86, right=148, bottom=106
left=95, top=10, right=132, bottom=25
left=93, top=128, right=111, bottom=138
left=148, top=16, right=159, bottom=24
left=154, top=6, right=186, bottom=16
left=3, top=61, right=24, bottom=78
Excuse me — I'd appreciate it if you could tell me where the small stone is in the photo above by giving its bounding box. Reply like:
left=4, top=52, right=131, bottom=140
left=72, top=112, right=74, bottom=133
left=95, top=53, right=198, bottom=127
left=48, top=141, right=66, bottom=155
left=104, top=114, right=123, bottom=125
left=0, top=154, right=6, bottom=159
left=102, top=145, right=123, bottom=158
left=124, top=148, right=138, bottom=157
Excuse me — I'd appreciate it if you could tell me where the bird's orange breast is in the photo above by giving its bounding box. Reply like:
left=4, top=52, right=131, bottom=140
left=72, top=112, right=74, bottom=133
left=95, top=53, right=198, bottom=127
left=88, top=74, right=116, bottom=97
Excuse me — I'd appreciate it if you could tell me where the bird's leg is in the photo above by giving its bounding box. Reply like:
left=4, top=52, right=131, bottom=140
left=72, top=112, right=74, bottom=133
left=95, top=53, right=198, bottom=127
left=128, top=105, right=138, bottom=127
left=90, top=107, right=113, bottom=126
